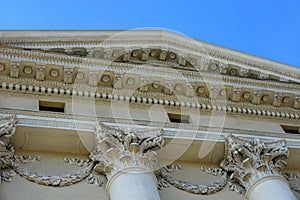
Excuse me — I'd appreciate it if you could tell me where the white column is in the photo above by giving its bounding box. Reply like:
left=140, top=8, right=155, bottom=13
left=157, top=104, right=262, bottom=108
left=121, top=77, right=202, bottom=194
left=246, top=176, right=296, bottom=200
left=107, top=168, right=160, bottom=200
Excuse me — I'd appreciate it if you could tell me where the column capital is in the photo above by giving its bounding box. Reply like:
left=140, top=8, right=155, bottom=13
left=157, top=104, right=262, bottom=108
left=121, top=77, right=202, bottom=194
left=89, top=123, right=164, bottom=180
left=220, top=134, right=289, bottom=191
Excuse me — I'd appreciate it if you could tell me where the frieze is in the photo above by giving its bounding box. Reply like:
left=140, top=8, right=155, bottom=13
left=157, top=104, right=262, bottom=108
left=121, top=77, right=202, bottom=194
left=0, top=108, right=300, bottom=143
left=1, top=115, right=300, bottom=197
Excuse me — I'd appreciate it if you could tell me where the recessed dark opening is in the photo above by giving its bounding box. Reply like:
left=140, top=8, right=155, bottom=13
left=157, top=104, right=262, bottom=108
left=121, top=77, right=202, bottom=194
left=281, top=125, right=299, bottom=134
left=39, top=101, right=65, bottom=113
left=168, top=113, right=190, bottom=124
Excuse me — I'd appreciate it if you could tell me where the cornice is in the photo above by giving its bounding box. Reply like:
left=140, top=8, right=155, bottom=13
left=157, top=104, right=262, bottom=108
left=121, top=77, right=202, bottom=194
left=0, top=46, right=299, bottom=90
left=0, top=30, right=299, bottom=82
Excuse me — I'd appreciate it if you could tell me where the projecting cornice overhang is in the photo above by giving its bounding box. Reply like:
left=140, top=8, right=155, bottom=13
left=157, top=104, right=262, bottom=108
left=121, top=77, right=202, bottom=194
left=0, top=30, right=299, bottom=83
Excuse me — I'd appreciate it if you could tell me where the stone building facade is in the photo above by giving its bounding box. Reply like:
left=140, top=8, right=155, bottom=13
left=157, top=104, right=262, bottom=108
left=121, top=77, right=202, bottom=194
left=0, top=30, right=299, bottom=200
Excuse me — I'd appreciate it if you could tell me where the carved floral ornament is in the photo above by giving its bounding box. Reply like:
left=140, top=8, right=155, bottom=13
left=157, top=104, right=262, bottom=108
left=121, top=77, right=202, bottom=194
left=1, top=115, right=300, bottom=197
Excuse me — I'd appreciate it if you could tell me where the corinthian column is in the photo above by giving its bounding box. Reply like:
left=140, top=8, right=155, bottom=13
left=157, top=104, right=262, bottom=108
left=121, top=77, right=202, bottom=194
left=221, top=135, right=296, bottom=200
left=89, top=123, right=164, bottom=200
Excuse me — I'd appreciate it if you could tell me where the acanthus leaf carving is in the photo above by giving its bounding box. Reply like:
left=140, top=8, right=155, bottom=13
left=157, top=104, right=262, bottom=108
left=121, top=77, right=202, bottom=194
left=220, top=134, right=290, bottom=193
left=89, top=122, right=164, bottom=180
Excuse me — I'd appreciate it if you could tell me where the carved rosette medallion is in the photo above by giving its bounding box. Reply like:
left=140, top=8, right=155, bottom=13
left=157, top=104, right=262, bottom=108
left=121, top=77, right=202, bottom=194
left=89, top=123, right=164, bottom=181
left=220, top=134, right=289, bottom=193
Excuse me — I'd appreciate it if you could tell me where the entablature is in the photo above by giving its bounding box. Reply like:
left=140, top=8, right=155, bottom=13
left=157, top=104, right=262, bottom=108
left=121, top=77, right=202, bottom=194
left=0, top=49, right=299, bottom=113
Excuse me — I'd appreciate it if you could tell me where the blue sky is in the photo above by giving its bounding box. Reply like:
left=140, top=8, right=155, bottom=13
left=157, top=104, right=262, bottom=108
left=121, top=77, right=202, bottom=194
left=0, top=0, right=299, bottom=67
